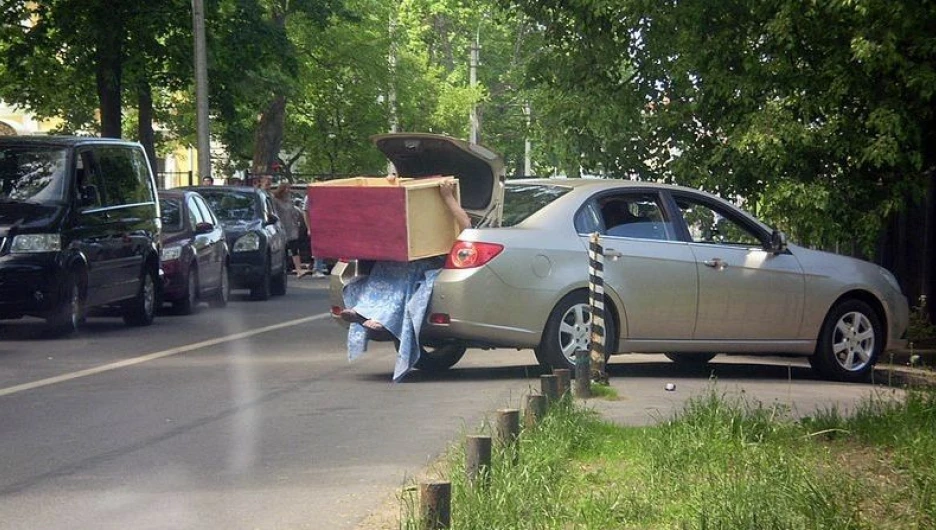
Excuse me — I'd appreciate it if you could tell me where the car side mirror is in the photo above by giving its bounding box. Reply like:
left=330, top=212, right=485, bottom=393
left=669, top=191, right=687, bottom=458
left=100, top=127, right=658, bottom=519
left=265, top=214, right=279, bottom=226
left=194, top=221, right=214, bottom=234
left=766, top=229, right=787, bottom=254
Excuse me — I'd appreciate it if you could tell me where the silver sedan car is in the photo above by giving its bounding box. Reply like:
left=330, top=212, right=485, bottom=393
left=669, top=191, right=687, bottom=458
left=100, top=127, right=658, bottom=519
left=330, top=135, right=910, bottom=383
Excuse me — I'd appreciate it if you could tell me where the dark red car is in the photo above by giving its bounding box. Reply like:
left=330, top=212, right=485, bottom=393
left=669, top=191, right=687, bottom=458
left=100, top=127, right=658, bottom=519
left=158, top=189, right=230, bottom=313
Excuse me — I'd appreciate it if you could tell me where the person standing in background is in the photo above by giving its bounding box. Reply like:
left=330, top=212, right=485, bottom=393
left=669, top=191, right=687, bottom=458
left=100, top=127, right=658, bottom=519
left=302, top=191, right=329, bottom=278
left=272, top=182, right=307, bottom=277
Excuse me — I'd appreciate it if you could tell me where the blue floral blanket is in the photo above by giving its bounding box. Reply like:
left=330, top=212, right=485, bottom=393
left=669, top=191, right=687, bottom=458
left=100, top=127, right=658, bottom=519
left=342, top=258, right=443, bottom=381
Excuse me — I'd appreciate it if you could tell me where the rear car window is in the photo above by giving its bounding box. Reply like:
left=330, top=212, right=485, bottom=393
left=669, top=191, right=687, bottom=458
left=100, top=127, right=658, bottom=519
left=501, top=184, right=570, bottom=227
left=159, top=198, right=184, bottom=232
left=199, top=190, right=257, bottom=222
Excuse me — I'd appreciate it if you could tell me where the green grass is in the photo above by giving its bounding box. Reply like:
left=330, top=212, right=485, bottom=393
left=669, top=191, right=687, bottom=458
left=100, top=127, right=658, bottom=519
left=398, top=386, right=936, bottom=529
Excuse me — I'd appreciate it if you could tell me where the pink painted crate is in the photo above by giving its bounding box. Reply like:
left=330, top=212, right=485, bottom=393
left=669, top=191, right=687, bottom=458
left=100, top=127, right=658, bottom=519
left=307, top=176, right=461, bottom=261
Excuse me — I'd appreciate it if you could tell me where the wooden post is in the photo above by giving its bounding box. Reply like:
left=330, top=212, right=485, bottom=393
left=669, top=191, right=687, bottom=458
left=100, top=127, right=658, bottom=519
left=496, top=408, right=520, bottom=465
left=465, top=435, right=491, bottom=488
left=540, top=374, right=559, bottom=403
left=553, top=368, right=571, bottom=397
left=524, top=393, right=546, bottom=428
left=574, top=349, right=592, bottom=398
left=495, top=409, right=520, bottom=446
left=420, top=481, right=451, bottom=529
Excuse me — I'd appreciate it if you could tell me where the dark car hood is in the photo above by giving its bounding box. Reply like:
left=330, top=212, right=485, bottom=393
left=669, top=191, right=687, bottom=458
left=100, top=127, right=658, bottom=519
left=371, top=133, right=505, bottom=221
left=0, top=201, right=64, bottom=237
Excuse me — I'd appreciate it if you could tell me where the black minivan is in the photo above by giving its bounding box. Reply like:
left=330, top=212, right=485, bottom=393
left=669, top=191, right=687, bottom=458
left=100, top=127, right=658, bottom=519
left=0, top=136, right=162, bottom=334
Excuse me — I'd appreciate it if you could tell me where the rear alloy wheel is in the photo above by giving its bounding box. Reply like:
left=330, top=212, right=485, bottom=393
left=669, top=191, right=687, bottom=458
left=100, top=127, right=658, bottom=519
left=123, top=269, right=158, bottom=326
left=250, top=256, right=272, bottom=301
left=209, top=264, right=230, bottom=308
left=173, top=265, right=199, bottom=315
left=535, top=290, right=615, bottom=371
left=810, top=299, right=882, bottom=382
left=414, top=343, right=468, bottom=372
left=664, top=352, right=717, bottom=364
left=47, top=273, right=84, bottom=336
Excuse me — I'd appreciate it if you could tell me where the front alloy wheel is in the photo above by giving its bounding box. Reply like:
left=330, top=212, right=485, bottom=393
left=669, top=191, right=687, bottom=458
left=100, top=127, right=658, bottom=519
left=810, top=300, right=882, bottom=382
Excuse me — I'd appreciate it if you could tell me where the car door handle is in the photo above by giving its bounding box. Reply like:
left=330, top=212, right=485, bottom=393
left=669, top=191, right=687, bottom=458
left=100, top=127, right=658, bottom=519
left=603, top=248, right=624, bottom=260
left=703, top=258, right=728, bottom=270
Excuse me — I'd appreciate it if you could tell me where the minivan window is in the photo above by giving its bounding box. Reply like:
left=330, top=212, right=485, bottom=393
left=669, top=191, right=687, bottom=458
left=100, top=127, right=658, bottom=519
left=0, top=145, right=68, bottom=204
left=96, top=146, right=153, bottom=207
left=501, top=183, right=570, bottom=227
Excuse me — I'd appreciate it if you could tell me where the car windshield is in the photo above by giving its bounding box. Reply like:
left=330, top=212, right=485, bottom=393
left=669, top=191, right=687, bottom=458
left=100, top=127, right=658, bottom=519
left=159, top=198, right=184, bottom=233
left=198, top=190, right=257, bottom=222
left=0, top=145, right=69, bottom=204
left=501, top=183, right=571, bottom=227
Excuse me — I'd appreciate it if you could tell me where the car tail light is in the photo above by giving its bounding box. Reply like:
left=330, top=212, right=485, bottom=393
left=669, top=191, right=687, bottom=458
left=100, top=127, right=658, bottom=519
left=429, top=313, right=451, bottom=325
left=331, top=306, right=344, bottom=316
left=444, top=241, right=504, bottom=269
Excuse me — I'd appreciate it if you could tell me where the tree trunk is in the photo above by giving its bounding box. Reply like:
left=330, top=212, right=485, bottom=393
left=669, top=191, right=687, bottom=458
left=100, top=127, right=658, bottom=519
left=251, top=94, right=287, bottom=178
left=95, top=23, right=123, bottom=138
left=137, top=81, right=158, bottom=181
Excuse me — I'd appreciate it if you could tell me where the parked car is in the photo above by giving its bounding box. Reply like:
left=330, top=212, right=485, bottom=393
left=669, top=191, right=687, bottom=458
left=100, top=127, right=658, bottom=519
left=158, top=189, right=230, bottom=313
left=185, top=185, right=288, bottom=300
left=0, top=136, right=162, bottom=334
left=330, top=133, right=910, bottom=382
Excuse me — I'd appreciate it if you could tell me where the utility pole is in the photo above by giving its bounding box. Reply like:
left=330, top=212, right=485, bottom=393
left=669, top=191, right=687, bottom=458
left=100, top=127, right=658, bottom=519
left=192, top=0, right=211, bottom=181
left=524, top=103, right=532, bottom=177
left=388, top=6, right=399, bottom=134
left=469, top=27, right=480, bottom=145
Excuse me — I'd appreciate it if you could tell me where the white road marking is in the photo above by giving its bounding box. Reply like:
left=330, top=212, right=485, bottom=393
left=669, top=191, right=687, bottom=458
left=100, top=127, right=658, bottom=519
left=0, top=313, right=332, bottom=398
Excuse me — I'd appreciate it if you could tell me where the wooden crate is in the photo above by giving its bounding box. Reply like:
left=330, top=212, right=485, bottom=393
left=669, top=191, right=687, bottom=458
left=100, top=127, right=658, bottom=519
left=307, top=176, right=461, bottom=261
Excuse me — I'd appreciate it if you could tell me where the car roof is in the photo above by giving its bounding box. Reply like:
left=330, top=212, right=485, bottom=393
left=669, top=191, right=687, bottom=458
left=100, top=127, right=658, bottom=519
left=0, top=135, right=140, bottom=148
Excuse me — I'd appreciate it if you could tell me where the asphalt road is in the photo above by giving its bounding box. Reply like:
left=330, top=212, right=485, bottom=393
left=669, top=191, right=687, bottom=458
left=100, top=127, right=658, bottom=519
left=0, top=276, right=907, bottom=530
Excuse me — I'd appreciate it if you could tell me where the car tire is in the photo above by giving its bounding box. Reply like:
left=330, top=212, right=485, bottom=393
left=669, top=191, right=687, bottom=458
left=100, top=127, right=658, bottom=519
left=536, top=290, right=615, bottom=371
left=47, top=272, right=84, bottom=336
left=664, top=352, right=717, bottom=364
left=271, top=256, right=288, bottom=296
left=810, top=299, right=882, bottom=382
left=414, top=342, right=468, bottom=372
left=250, top=256, right=272, bottom=301
left=209, top=264, right=230, bottom=308
left=173, top=265, right=199, bottom=315
left=123, top=268, right=158, bottom=326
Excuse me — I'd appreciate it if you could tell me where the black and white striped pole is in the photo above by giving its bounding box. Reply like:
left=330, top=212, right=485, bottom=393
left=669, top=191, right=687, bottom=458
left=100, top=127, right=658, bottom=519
left=588, top=232, right=609, bottom=384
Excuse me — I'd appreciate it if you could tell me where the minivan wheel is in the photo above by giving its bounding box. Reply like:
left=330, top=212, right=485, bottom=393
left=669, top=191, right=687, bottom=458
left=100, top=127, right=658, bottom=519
left=209, top=265, right=230, bottom=308
left=47, top=273, right=84, bottom=336
left=810, top=299, right=882, bottom=382
left=173, top=265, right=199, bottom=315
left=536, top=290, right=615, bottom=371
left=123, top=269, right=157, bottom=326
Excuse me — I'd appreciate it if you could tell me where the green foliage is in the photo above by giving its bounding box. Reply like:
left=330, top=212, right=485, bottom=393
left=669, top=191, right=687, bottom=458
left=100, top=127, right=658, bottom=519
left=503, top=0, right=936, bottom=251
left=907, top=296, right=936, bottom=344
left=403, top=386, right=936, bottom=529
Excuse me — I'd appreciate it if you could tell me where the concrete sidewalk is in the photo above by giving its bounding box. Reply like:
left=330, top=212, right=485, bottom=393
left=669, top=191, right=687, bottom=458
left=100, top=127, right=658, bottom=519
left=588, top=351, right=936, bottom=428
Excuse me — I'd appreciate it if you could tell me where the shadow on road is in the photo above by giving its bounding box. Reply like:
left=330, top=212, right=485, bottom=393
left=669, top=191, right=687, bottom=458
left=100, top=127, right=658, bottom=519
left=359, top=356, right=859, bottom=385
